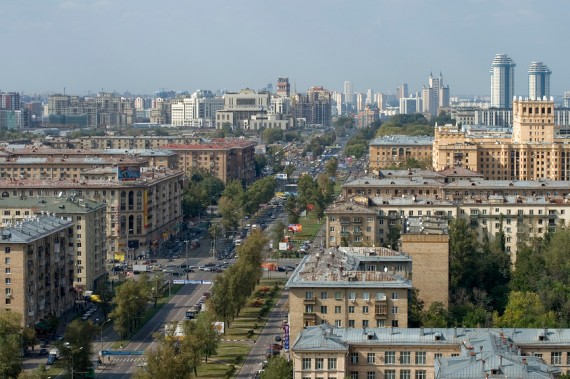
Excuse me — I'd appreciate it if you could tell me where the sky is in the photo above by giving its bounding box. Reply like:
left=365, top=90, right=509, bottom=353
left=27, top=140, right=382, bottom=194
left=1, top=0, right=568, bottom=98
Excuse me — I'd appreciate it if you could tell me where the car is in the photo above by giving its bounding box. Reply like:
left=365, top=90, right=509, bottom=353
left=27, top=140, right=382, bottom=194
left=46, top=355, right=56, bottom=365
left=265, top=348, right=280, bottom=358
left=183, top=268, right=194, bottom=273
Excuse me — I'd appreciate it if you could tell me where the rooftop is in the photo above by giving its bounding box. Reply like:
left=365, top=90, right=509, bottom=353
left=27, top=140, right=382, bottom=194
left=285, top=247, right=412, bottom=289
left=0, top=215, right=74, bottom=243
left=370, top=135, right=434, bottom=146
left=0, top=196, right=104, bottom=213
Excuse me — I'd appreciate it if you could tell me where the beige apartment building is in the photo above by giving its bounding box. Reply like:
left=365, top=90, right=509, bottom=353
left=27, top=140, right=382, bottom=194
left=0, top=167, right=183, bottom=262
left=0, top=215, right=76, bottom=327
left=286, top=247, right=412, bottom=343
left=433, top=98, right=570, bottom=181
left=0, top=197, right=106, bottom=292
left=291, top=326, right=567, bottom=379
left=163, top=139, right=256, bottom=184
left=369, top=135, right=434, bottom=171
left=65, top=135, right=204, bottom=150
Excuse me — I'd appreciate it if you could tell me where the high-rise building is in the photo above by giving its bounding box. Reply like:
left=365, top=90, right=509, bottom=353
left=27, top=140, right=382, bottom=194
left=564, top=92, right=570, bottom=108
left=0, top=92, right=20, bottom=110
left=276, top=77, right=290, bottom=97
left=396, top=84, right=408, bottom=100
left=422, top=72, right=449, bottom=116
left=356, top=93, right=366, bottom=112
left=490, top=53, right=516, bottom=108
left=344, top=81, right=354, bottom=105
left=528, top=61, right=551, bottom=100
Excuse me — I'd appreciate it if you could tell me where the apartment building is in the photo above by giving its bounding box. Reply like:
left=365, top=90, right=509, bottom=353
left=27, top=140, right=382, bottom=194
left=163, top=139, right=256, bottom=184
left=64, top=135, right=202, bottom=150
left=0, top=215, right=76, bottom=327
left=0, top=197, right=106, bottom=292
left=369, top=136, right=434, bottom=171
left=433, top=98, right=570, bottom=181
left=286, top=247, right=412, bottom=343
left=0, top=167, right=183, bottom=262
left=291, top=325, right=566, bottom=379
left=331, top=173, right=570, bottom=262
left=215, top=88, right=271, bottom=129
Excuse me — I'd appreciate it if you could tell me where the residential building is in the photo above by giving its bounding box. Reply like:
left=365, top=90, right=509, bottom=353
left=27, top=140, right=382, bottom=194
left=286, top=247, right=412, bottom=343
left=215, top=89, right=271, bottom=129
left=0, top=92, right=20, bottom=110
left=0, top=197, right=106, bottom=292
left=170, top=90, right=224, bottom=128
left=162, top=138, right=256, bottom=184
left=291, top=87, right=332, bottom=127
left=277, top=77, right=291, bottom=97
left=291, top=325, right=566, bottom=379
left=0, top=167, right=183, bottom=262
left=0, top=215, right=76, bottom=327
left=528, top=61, right=551, bottom=100
left=400, top=94, right=422, bottom=115
left=422, top=72, right=450, bottom=117
left=344, top=81, right=354, bottom=105
left=369, top=135, right=434, bottom=170
left=490, top=54, right=516, bottom=108
left=66, top=135, right=203, bottom=150
left=354, top=106, right=379, bottom=128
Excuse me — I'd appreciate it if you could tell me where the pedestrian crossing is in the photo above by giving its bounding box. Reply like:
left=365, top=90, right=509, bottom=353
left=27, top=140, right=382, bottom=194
left=104, top=356, right=146, bottom=363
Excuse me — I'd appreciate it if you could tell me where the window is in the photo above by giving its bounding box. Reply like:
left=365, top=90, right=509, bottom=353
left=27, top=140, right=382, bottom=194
left=367, top=353, right=375, bottom=364
left=335, top=320, right=342, bottom=327
left=363, top=306, right=369, bottom=314
left=400, top=352, right=411, bottom=364
left=349, top=306, right=355, bottom=313
left=349, top=292, right=356, bottom=300
left=363, top=292, right=370, bottom=301
left=4, top=258, right=9, bottom=265
left=328, top=358, right=337, bottom=370
left=415, top=352, right=426, bottom=365
left=434, top=353, right=443, bottom=359
left=367, top=373, right=376, bottom=379
left=385, top=351, right=396, bottom=364
left=391, top=306, right=398, bottom=314
left=392, top=320, right=399, bottom=327
left=415, top=370, right=426, bottom=379
left=351, top=352, right=359, bottom=364
left=348, top=320, right=355, bottom=327
left=400, top=370, right=411, bottom=379
left=4, top=268, right=9, bottom=275
left=302, top=358, right=311, bottom=370
left=350, top=372, right=359, bottom=379
left=4, top=278, right=10, bottom=285
left=320, top=291, right=328, bottom=300
left=362, top=320, right=369, bottom=328
left=320, top=306, right=328, bottom=314
left=335, top=291, right=342, bottom=300
left=305, top=291, right=313, bottom=300
left=392, top=292, right=399, bottom=300
left=316, top=358, right=324, bottom=370
left=385, top=370, right=396, bottom=379
left=335, top=306, right=342, bottom=314
left=552, top=352, right=562, bottom=365
left=4, top=247, right=9, bottom=254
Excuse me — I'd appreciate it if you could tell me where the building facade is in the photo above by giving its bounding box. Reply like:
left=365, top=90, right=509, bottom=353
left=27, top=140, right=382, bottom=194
left=369, top=135, right=434, bottom=171
left=286, top=247, right=412, bottom=343
left=490, top=54, right=516, bottom=108
left=291, top=326, right=567, bottom=379
left=528, top=61, right=551, bottom=100
left=0, top=216, right=76, bottom=327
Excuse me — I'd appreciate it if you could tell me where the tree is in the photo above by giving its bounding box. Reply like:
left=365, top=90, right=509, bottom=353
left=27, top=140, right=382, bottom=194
left=285, top=195, right=301, bottom=224
left=408, top=288, right=425, bottom=328
left=0, top=311, right=23, bottom=378
left=261, top=356, right=293, bottom=379
left=254, top=154, right=267, bottom=177
left=218, top=180, right=245, bottom=231
left=325, top=157, right=338, bottom=177
left=58, top=320, right=98, bottom=377
left=22, top=326, right=37, bottom=351
left=421, top=302, right=449, bottom=327
left=384, top=224, right=401, bottom=251
left=210, top=273, right=234, bottom=329
left=194, top=312, right=221, bottom=362
left=272, top=220, right=286, bottom=246
left=284, top=164, right=296, bottom=181
left=495, top=291, right=558, bottom=328
left=94, top=281, right=114, bottom=321
left=111, top=278, right=151, bottom=338
left=262, top=128, right=284, bottom=144
left=134, top=333, right=193, bottom=379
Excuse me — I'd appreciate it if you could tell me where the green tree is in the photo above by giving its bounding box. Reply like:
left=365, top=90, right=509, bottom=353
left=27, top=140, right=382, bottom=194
left=495, top=291, right=558, bottom=328
left=134, top=333, right=193, bottom=379
left=243, top=176, right=277, bottom=214
left=210, top=273, right=234, bottom=329
left=262, top=128, right=284, bottom=144
left=272, top=220, right=286, bottom=246
left=261, top=356, right=293, bottom=379
left=408, top=288, right=425, bottom=328
left=384, top=224, right=401, bottom=251
left=421, top=302, right=449, bottom=327
left=111, top=278, right=151, bottom=338
left=58, top=319, right=98, bottom=377
left=285, top=195, right=301, bottom=224
left=284, top=164, right=296, bottom=181
left=254, top=154, right=267, bottom=177
left=194, top=311, right=221, bottom=362
left=94, top=281, right=114, bottom=321
left=0, top=311, right=23, bottom=378
left=325, top=157, right=338, bottom=177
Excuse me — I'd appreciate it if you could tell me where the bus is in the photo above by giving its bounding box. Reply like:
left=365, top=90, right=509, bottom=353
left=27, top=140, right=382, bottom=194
left=185, top=309, right=195, bottom=320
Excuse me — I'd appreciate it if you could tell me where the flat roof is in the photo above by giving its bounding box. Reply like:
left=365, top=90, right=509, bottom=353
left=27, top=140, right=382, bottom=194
left=0, top=215, right=74, bottom=243
left=370, top=135, right=434, bottom=146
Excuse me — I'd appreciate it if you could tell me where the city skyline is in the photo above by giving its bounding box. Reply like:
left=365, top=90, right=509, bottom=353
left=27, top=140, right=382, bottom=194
left=1, top=0, right=569, bottom=97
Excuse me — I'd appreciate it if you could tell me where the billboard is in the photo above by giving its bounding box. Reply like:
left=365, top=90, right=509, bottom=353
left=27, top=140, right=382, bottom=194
left=117, top=166, right=141, bottom=181
left=288, top=224, right=303, bottom=233
left=278, top=242, right=289, bottom=251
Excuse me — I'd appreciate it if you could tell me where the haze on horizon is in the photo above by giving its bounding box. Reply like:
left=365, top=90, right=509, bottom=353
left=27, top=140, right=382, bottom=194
left=1, top=0, right=568, bottom=98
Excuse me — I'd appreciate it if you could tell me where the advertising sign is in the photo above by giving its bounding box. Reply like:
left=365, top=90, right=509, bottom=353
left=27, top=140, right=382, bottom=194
left=117, top=166, right=141, bottom=181
left=288, top=224, right=303, bottom=233
left=278, top=242, right=288, bottom=251
left=283, top=323, right=290, bottom=350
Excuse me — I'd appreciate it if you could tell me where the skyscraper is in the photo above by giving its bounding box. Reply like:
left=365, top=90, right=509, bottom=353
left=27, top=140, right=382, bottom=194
left=343, top=81, right=354, bottom=105
left=528, top=61, right=551, bottom=100
left=277, top=77, right=290, bottom=97
left=490, top=54, right=516, bottom=108
left=421, top=72, right=449, bottom=116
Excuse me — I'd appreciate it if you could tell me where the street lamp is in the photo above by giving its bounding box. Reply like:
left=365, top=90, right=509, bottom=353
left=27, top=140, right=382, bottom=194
left=99, top=318, right=112, bottom=352
left=184, top=240, right=189, bottom=280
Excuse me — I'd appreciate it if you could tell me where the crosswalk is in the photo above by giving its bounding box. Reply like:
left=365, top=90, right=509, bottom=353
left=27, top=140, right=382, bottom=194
left=104, top=356, right=146, bottom=363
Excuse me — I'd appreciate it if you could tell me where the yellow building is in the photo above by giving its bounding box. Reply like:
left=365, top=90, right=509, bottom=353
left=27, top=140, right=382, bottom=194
left=0, top=197, right=106, bottom=292
left=0, top=215, right=76, bottom=327
left=0, top=167, right=183, bottom=262
left=285, top=247, right=412, bottom=344
left=433, top=98, right=570, bottom=181
left=291, top=326, right=567, bottom=379
left=369, top=135, right=433, bottom=171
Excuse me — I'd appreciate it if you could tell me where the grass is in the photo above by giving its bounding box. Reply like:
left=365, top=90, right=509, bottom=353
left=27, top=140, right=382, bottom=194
left=197, top=278, right=285, bottom=377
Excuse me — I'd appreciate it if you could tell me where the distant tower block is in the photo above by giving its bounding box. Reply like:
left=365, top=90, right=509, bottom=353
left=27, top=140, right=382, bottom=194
left=277, top=77, right=290, bottom=97
left=528, top=61, right=551, bottom=100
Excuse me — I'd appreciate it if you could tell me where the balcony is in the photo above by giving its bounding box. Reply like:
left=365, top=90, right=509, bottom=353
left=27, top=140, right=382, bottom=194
left=340, top=219, right=351, bottom=225
left=339, top=232, right=350, bottom=238
left=353, top=231, right=363, bottom=236
left=303, top=298, right=317, bottom=305
left=353, top=218, right=362, bottom=224
left=303, top=312, right=317, bottom=321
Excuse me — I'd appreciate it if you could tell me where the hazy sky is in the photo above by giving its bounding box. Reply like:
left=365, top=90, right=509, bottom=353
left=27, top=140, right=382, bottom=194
left=2, top=0, right=568, bottom=97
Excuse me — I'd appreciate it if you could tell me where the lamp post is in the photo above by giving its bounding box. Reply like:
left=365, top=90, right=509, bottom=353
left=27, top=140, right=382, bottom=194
left=184, top=240, right=189, bottom=280
left=100, top=318, right=112, bottom=352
